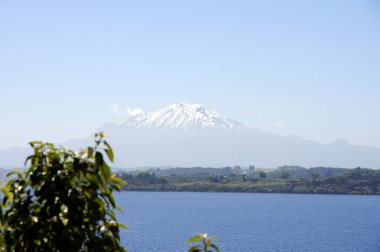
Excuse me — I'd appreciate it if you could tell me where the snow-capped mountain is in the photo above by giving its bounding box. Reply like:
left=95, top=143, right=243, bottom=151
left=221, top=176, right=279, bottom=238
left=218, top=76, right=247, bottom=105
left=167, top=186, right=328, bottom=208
left=1, top=103, right=380, bottom=169
left=116, top=103, right=243, bottom=130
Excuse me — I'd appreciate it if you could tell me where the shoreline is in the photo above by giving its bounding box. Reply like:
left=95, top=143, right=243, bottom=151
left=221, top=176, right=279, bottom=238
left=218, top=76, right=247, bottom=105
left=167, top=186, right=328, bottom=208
left=121, top=188, right=380, bottom=196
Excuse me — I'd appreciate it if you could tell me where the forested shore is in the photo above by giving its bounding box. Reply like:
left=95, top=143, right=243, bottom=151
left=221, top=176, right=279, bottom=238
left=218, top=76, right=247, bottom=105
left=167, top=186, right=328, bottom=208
left=117, top=167, right=380, bottom=195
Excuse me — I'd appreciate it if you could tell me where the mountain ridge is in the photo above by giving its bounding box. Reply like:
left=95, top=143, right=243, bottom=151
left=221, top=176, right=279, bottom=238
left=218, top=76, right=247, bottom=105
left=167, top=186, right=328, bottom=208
left=1, top=103, right=380, bottom=169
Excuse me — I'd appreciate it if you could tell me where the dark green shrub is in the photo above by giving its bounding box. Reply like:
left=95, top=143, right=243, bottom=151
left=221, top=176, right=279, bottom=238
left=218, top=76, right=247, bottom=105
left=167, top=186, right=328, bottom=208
left=0, top=132, right=126, bottom=251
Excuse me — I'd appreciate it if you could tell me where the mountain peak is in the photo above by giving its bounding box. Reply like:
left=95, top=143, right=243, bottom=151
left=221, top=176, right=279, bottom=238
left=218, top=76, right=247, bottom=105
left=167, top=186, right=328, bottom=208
left=117, top=103, right=243, bottom=130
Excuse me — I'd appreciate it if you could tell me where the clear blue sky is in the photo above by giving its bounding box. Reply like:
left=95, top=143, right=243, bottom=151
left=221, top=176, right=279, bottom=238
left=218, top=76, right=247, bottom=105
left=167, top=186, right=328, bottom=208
left=0, top=0, right=379, bottom=149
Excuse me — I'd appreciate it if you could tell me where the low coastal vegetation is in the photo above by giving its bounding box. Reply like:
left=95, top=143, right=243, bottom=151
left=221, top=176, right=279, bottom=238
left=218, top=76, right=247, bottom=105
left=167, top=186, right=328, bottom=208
left=118, top=166, right=380, bottom=195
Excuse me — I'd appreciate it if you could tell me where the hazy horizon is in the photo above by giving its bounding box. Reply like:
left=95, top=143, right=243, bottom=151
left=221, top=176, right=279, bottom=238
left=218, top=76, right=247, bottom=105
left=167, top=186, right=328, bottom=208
left=1, top=0, right=379, bottom=149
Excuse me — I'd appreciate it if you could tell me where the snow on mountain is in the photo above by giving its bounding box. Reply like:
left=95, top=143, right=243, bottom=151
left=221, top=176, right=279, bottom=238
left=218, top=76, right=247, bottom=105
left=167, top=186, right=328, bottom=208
left=2, top=103, right=380, bottom=169
left=116, top=103, right=243, bottom=130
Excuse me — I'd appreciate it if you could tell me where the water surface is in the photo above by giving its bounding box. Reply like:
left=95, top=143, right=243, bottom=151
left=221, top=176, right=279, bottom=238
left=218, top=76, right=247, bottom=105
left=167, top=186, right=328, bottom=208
left=116, top=192, right=380, bottom=252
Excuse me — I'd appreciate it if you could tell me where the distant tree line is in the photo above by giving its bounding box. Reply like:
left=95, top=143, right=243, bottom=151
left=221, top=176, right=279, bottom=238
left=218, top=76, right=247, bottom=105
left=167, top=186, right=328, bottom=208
left=125, top=165, right=354, bottom=179
left=141, top=167, right=235, bottom=177
left=274, top=165, right=347, bottom=179
left=117, top=167, right=380, bottom=195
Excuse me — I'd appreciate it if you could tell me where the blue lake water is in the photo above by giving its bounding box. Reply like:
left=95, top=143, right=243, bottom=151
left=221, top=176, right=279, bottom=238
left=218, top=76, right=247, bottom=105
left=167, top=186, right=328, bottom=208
left=116, top=192, right=380, bottom=252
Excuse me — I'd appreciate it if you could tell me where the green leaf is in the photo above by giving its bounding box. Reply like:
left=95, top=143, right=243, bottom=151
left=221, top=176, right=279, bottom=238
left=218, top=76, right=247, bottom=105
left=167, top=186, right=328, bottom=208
left=118, top=223, right=127, bottom=229
left=187, top=235, right=202, bottom=244
left=188, top=245, right=201, bottom=252
left=6, top=171, right=17, bottom=178
left=100, top=163, right=111, bottom=181
left=87, top=147, right=94, bottom=159
left=95, top=152, right=104, bottom=168
left=104, top=141, right=114, bottom=162
left=210, top=244, right=220, bottom=252
left=61, top=217, right=68, bottom=226
left=205, top=239, right=211, bottom=248
left=109, top=195, right=116, bottom=208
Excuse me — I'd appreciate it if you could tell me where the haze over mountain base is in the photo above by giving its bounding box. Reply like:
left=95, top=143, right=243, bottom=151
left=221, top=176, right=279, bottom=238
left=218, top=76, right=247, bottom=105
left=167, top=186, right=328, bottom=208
left=1, top=103, right=380, bottom=169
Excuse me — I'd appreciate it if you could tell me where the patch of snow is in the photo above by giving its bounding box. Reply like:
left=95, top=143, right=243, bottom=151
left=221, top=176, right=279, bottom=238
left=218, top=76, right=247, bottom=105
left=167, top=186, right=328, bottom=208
left=116, top=103, right=243, bottom=130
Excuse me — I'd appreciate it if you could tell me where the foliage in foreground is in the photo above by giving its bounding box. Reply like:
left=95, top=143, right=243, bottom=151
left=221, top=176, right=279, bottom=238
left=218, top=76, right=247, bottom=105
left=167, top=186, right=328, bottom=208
left=0, top=132, right=126, bottom=251
left=187, top=233, right=220, bottom=252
